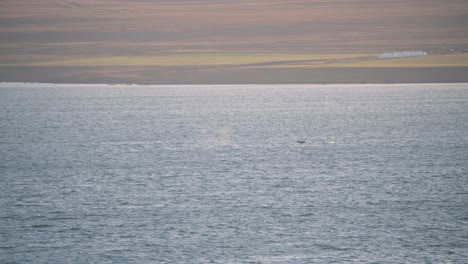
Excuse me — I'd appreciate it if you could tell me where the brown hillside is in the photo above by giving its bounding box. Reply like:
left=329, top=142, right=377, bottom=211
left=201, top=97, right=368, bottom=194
left=1, top=0, right=467, bottom=83
left=1, top=0, right=467, bottom=57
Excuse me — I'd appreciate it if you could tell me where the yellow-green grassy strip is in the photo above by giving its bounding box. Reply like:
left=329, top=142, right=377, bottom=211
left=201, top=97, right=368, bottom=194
left=24, top=53, right=367, bottom=66
left=3, top=53, right=466, bottom=68
left=345, top=53, right=468, bottom=67
left=271, top=53, right=468, bottom=68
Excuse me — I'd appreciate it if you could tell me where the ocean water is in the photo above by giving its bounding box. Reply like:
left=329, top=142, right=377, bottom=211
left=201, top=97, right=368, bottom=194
left=0, top=83, right=467, bottom=263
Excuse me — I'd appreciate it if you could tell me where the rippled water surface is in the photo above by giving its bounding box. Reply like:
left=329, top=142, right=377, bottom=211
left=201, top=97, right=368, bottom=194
left=1, top=83, right=467, bottom=263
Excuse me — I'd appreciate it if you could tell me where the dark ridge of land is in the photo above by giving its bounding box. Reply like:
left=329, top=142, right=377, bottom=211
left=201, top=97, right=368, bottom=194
left=1, top=66, right=467, bottom=84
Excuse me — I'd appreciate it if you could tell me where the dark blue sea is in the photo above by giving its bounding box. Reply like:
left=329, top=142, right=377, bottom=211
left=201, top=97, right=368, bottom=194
left=1, top=83, right=467, bottom=263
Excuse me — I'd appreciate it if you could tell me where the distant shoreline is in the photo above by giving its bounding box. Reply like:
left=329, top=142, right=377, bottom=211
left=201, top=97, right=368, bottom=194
left=1, top=66, right=467, bottom=85
left=2, top=83, right=467, bottom=88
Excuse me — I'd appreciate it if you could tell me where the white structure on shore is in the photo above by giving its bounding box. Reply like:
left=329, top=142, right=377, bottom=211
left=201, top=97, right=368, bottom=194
left=379, top=51, right=427, bottom=59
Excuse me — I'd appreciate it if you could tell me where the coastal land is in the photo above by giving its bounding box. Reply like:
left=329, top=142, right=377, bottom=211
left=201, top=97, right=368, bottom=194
left=1, top=0, right=467, bottom=84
